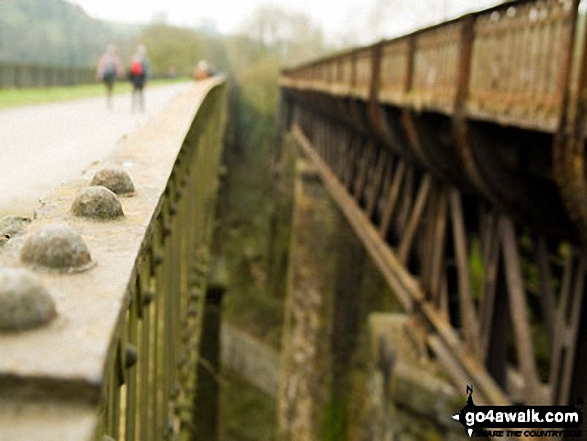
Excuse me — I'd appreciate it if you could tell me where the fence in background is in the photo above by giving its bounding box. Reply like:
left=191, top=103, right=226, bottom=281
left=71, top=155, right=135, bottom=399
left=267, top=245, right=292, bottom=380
left=0, top=62, right=96, bottom=89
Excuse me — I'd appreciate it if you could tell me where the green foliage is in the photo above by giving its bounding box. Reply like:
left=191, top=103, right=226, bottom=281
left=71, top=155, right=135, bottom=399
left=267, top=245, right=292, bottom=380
left=219, top=370, right=276, bottom=441
left=139, top=24, right=204, bottom=76
left=469, top=238, right=484, bottom=301
left=218, top=130, right=285, bottom=349
left=236, top=57, right=280, bottom=116
left=322, top=396, right=348, bottom=441
left=0, top=0, right=140, bottom=67
left=240, top=4, right=325, bottom=66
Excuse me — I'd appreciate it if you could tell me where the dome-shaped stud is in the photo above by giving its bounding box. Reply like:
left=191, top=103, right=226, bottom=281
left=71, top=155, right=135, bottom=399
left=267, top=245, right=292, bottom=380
left=20, top=224, right=94, bottom=272
left=0, top=268, right=56, bottom=332
left=90, top=168, right=135, bottom=195
left=71, top=186, right=124, bottom=220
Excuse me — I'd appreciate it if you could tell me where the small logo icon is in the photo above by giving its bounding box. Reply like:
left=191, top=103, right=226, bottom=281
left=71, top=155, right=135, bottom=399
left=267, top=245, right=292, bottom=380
left=452, top=385, right=476, bottom=437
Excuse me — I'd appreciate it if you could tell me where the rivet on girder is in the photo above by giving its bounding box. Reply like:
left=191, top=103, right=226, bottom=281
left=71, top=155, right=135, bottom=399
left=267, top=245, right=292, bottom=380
left=91, top=167, right=135, bottom=195
left=125, top=344, right=138, bottom=368
left=163, top=222, right=172, bottom=237
left=20, top=224, right=94, bottom=273
left=71, top=186, right=124, bottom=220
left=153, top=251, right=164, bottom=267
left=142, top=290, right=155, bottom=306
left=0, top=268, right=57, bottom=332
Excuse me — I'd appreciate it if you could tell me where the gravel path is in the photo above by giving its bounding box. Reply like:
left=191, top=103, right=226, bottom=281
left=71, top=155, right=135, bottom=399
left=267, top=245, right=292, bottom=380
left=0, top=81, right=195, bottom=215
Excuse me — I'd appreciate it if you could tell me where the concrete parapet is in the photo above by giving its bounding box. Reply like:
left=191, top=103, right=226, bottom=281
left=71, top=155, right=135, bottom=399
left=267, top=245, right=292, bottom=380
left=0, top=77, right=227, bottom=441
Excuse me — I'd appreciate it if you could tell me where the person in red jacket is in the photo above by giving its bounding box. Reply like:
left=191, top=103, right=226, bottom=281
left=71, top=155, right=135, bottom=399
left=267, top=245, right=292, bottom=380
left=194, top=60, right=211, bottom=81
left=129, top=45, right=151, bottom=113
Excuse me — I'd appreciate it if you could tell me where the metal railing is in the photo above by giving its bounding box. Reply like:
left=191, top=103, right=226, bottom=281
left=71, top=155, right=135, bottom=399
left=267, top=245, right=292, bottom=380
left=0, top=77, right=227, bottom=441
left=281, top=0, right=587, bottom=242
left=0, top=62, right=96, bottom=89
left=281, top=0, right=578, bottom=133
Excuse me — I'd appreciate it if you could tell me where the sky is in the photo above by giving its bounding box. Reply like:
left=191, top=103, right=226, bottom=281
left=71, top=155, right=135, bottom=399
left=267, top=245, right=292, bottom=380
left=67, top=0, right=368, bottom=39
left=67, top=0, right=501, bottom=45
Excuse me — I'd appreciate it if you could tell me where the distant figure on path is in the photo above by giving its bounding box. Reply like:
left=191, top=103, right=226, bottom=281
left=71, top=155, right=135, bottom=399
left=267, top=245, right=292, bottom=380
left=95, top=45, right=123, bottom=109
left=129, top=45, right=150, bottom=113
left=194, top=60, right=211, bottom=81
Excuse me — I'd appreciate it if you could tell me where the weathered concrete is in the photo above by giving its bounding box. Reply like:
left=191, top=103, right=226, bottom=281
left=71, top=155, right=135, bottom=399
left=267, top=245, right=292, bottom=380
left=220, top=323, right=280, bottom=398
left=366, top=313, right=467, bottom=441
left=0, top=215, right=31, bottom=238
left=277, top=160, right=340, bottom=441
left=0, top=77, right=224, bottom=440
left=0, top=399, right=96, bottom=441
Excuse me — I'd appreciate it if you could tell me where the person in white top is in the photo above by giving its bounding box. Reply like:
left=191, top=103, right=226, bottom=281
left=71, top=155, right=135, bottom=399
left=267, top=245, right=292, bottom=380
left=96, top=45, right=123, bottom=109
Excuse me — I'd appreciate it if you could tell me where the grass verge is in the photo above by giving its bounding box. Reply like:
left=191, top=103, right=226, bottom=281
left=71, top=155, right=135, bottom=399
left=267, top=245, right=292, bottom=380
left=0, top=77, right=189, bottom=109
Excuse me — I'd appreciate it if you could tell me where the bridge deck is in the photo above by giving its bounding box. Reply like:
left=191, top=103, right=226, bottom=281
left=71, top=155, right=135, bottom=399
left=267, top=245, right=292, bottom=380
left=0, top=82, right=194, bottom=214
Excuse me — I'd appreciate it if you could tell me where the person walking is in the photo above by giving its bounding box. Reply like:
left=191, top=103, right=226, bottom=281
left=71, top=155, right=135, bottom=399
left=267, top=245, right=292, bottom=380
left=129, top=45, right=150, bottom=113
left=95, top=45, right=123, bottom=109
left=194, top=60, right=211, bottom=81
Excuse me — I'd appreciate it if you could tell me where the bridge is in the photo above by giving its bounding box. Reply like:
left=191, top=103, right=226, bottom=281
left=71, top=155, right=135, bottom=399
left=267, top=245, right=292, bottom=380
left=280, top=0, right=586, bottom=423
left=1, top=0, right=587, bottom=440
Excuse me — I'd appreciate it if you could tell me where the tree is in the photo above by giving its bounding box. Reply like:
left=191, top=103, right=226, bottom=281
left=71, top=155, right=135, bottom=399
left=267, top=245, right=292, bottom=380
left=139, top=24, right=204, bottom=76
left=239, top=4, right=325, bottom=66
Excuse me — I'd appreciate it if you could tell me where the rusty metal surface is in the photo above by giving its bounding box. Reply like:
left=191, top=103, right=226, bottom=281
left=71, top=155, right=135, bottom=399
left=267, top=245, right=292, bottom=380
left=291, top=124, right=510, bottom=407
left=410, top=21, right=463, bottom=113
left=281, top=0, right=587, bottom=424
left=0, top=76, right=226, bottom=440
left=468, top=0, right=576, bottom=132
left=280, top=0, right=587, bottom=244
left=281, top=0, right=578, bottom=132
left=288, top=101, right=587, bottom=419
left=378, top=37, right=412, bottom=105
left=0, top=80, right=215, bottom=383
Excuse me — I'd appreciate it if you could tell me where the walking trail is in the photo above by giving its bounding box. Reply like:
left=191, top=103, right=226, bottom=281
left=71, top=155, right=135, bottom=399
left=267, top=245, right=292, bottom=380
left=0, top=81, right=194, bottom=215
